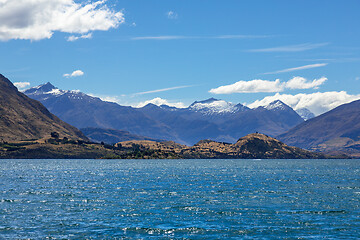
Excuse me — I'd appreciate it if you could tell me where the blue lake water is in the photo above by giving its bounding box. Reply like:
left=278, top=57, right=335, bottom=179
left=0, top=159, right=359, bottom=239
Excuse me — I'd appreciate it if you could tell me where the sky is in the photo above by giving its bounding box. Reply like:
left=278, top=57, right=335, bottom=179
left=1, top=0, right=360, bottom=115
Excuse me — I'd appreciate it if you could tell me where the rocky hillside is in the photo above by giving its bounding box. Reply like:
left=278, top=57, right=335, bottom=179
left=0, top=74, right=87, bottom=142
left=0, top=132, right=343, bottom=159
left=118, top=133, right=331, bottom=159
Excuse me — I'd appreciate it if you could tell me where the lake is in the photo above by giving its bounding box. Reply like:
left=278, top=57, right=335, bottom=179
left=0, top=159, right=359, bottom=239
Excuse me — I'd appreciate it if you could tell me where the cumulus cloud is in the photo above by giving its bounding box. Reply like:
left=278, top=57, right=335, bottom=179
left=0, top=0, right=124, bottom=41
left=166, top=11, right=178, bottom=19
left=63, top=70, right=84, bottom=78
left=13, top=81, right=30, bottom=89
left=263, top=63, right=328, bottom=75
left=285, top=77, right=327, bottom=89
left=248, top=91, right=360, bottom=116
left=137, top=97, right=186, bottom=108
left=210, top=79, right=283, bottom=94
left=209, top=77, right=327, bottom=94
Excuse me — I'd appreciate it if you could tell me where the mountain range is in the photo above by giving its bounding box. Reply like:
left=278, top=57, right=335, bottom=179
left=25, top=83, right=306, bottom=145
left=0, top=75, right=86, bottom=142
left=1, top=74, right=358, bottom=158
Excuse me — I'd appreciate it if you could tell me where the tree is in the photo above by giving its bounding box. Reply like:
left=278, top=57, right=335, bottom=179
left=51, top=132, right=59, bottom=139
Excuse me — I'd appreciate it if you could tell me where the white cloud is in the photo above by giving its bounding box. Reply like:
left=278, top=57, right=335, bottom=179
left=87, top=94, right=187, bottom=109
left=67, top=33, right=92, bottom=42
left=100, top=96, right=121, bottom=103
left=210, top=79, right=283, bottom=94
left=0, top=0, right=124, bottom=41
left=209, top=77, right=327, bottom=94
left=131, top=35, right=271, bottom=41
left=248, top=43, right=329, bottom=52
left=131, top=36, right=188, bottom=40
left=87, top=93, right=123, bottom=104
left=263, top=63, right=328, bottom=74
left=133, top=85, right=193, bottom=95
left=137, top=97, right=186, bottom=108
left=14, top=81, right=30, bottom=89
left=215, top=35, right=270, bottom=39
left=248, top=91, right=360, bottom=116
left=166, top=11, right=178, bottom=19
left=63, top=70, right=84, bottom=78
left=285, top=76, right=327, bottom=89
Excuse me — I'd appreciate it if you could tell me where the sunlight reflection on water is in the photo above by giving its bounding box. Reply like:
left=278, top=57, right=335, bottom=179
left=0, top=159, right=359, bottom=239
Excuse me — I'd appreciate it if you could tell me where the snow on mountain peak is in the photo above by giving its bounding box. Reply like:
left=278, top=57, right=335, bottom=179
left=45, top=88, right=65, bottom=96
left=189, top=98, right=241, bottom=114
left=295, top=108, right=315, bottom=121
left=265, top=100, right=288, bottom=110
left=25, top=82, right=57, bottom=95
left=25, top=83, right=90, bottom=101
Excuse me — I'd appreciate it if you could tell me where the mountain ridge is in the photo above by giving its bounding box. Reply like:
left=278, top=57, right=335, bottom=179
left=1, top=133, right=342, bottom=159
left=81, top=127, right=163, bottom=144
left=0, top=75, right=87, bottom=142
left=117, top=133, right=333, bottom=159
left=278, top=99, right=360, bottom=156
left=25, top=82, right=305, bottom=145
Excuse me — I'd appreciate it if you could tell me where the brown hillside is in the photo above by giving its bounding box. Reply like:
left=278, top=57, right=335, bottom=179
left=117, top=133, right=331, bottom=159
left=0, top=74, right=87, bottom=142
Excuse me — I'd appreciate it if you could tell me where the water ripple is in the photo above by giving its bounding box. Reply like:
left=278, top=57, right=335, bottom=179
left=0, top=159, right=359, bottom=239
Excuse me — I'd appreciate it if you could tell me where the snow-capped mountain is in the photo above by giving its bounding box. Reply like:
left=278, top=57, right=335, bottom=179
left=188, top=98, right=249, bottom=115
left=24, top=83, right=179, bottom=143
left=255, top=100, right=315, bottom=121
left=264, top=100, right=289, bottom=111
left=25, top=82, right=95, bottom=102
left=25, top=83, right=305, bottom=145
left=295, top=108, right=315, bottom=121
left=25, top=82, right=56, bottom=94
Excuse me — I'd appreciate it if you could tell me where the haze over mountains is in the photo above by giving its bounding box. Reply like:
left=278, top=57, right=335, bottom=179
left=25, top=83, right=306, bottom=145
left=0, top=75, right=87, bottom=142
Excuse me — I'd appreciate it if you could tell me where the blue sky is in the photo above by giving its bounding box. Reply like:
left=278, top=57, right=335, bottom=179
left=1, top=0, right=360, bottom=115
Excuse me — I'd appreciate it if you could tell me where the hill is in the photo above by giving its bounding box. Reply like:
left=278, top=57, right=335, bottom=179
left=118, top=133, right=331, bottom=159
left=80, top=127, right=162, bottom=144
left=1, top=133, right=338, bottom=159
left=278, top=99, right=360, bottom=156
left=0, top=75, right=87, bottom=142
